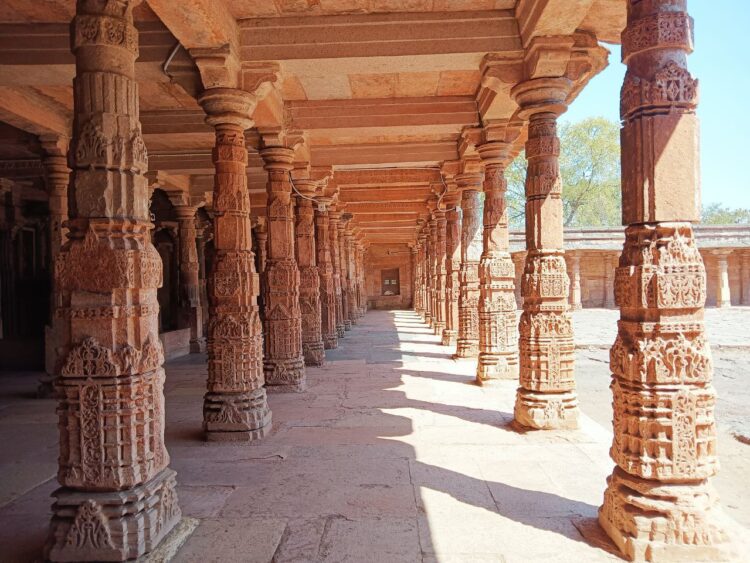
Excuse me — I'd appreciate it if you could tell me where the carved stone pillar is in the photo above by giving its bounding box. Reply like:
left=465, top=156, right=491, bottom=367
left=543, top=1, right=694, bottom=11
left=316, top=198, right=337, bottom=349
left=442, top=200, right=461, bottom=346
left=603, top=252, right=615, bottom=308
left=599, top=1, right=735, bottom=559
left=260, top=145, right=305, bottom=391
left=411, top=246, right=419, bottom=310
left=329, top=209, right=345, bottom=338
left=513, top=252, right=525, bottom=309
left=295, top=180, right=324, bottom=366
left=174, top=205, right=205, bottom=352
left=567, top=252, right=582, bottom=310
left=338, top=220, right=351, bottom=331
left=741, top=253, right=750, bottom=305
left=356, top=241, right=367, bottom=316
left=714, top=250, right=731, bottom=308
left=46, top=2, right=180, bottom=559
left=423, top=223, right=434, bottom=326
left=432, top=211, right=447, bottom=336
left=41, top=135, right=70, bottom=397
left=455, top=174, right=483, bottom=358
left=254, top=218, right=267, bottom=352
left=345, top=229, right=358, bottom=326
left=199, top=89, right=271, bottom=440
left=416, top=233, right=427, bottom=318
left=511, top=78, right=578, bottom=430
left=476, top=143, right=519, bottom=383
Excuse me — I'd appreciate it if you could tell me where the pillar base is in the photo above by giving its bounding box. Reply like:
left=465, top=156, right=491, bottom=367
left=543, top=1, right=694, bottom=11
left=441, top=329, right=457, bottom=347
left=303, top=341, right=325, bottom=366
left=570, top=303, right=583, bottom=311
left=344, top=320, right=352, bottom=331
left=513, top=389, right=579, bottom=430
left=323, top=336, right=338, bottom=350
left=476, top=353, right=519, bottom=385
left=37, top=374, right=57, bottom=399
left=264, top=358, right=306, bottom=392
left=203, top=387, right=272, bottom=441
left=433, top=321, right=445, bottom=336
left=336, top=324, right=346, bottom=338
left=46, top=468, right=180, bottom=562
left=717, top=301, right=731, bottom=308
left=599, top=467, right=737, bottom=562
left=454, top=339, right=478, bottom=359
left=189, top=338, right=207, bottom=354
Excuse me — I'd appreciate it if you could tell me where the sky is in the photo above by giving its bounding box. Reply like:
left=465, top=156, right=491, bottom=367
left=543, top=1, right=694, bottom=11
left=563, top=1, right=750, bottom=209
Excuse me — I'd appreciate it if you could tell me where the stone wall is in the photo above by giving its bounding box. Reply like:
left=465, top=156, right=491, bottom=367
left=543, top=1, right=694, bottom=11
left=364, top=244, right=414, bottom=310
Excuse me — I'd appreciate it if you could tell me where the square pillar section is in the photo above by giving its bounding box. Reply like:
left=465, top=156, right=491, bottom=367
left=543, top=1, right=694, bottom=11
left=599, top=1, right=737, bottom=560
left=198, top=88, right=272, bottom=441
left=260, top=143, right=306, bottom=392
left=511, top=77, right=578, bottom=430
left=46, top=1, right=180, bottom=559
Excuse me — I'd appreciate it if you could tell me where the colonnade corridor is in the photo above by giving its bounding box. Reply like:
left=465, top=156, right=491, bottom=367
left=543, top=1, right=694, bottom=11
left=0, top=308, right=671, bottom=561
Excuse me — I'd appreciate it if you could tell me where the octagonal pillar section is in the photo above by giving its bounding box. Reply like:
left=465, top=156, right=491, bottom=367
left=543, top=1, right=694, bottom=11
left=455, top=172, right=483, bottom=359
left=46, top=1, right=180, bottom=559
left=260, top=144, right=305, bottom=392
left=476, top=141, right=519, bottom=384
left=199, top=88, right=271, bottom=441
left=598, top=1, right=737, bottom=560
left=511, top=78, right=578, bottom=430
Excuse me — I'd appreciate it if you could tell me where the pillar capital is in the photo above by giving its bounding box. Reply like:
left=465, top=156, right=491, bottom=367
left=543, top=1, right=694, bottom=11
left=477, top=140, right=512, bottom=168
left=511, top=77, right=572, bottom=119
left=173, top=204, right=198, bottom=221
left=198, top=87, right=256, bottom=130
left=260, top=146, right=295, bottom=171
left=455, top=172, right=483, bottom=191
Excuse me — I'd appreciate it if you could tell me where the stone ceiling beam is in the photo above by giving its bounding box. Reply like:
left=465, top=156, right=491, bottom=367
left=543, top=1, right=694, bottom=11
left=515, top=0, right=597, bottom=47
left=239, top=11, right=520, bottom=61
left=312, top=142, right=457, bottom=167
left=0, top=86, right=71, bottom=137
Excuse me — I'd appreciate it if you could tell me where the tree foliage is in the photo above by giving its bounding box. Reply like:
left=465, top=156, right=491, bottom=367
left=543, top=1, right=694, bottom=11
left=700, top=202, right=750, bottom=225
left=505, top=117, right=621, bottom=229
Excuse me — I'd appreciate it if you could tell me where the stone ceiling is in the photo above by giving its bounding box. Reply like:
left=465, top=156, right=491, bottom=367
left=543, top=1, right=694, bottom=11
left=0, top=0, right=625, bottom=247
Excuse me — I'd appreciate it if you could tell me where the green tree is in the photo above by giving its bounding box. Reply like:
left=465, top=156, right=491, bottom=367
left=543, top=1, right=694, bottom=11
left=701, top=202, right=750, bottom=225
left=505, top=116, right=621, bottom=229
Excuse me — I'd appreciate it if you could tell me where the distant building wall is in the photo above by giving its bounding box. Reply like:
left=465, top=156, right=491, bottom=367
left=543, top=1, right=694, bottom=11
left=365, top=244, right=414, bottom=310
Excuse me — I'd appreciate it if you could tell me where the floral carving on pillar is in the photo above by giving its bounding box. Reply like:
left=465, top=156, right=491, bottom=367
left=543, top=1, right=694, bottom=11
left=260, top=143, right=305, bottom=391
left=47, top=1, right=179, bottom=559
left=199, top=88, right=271, bottom=440
left=441, top=198, right=462, bottom=346
left=599, top=1, right=736, bottom=559
left=316, top=197, right=338, bottom=349
left=511, top=77, right=578, bottom=430
left=455, top=173, right=483, bottom=358
left=328, top=209, right=346, bottom=338
left=294, top=178, right=325, bottom=366
left=476, top=140, right=519, bottom=384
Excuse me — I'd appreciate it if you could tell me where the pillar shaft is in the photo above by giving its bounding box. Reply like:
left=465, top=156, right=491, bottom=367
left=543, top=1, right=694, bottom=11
left=47, top=2, right=179, bottom=558
left=200, top=89, right=271, bottom=440
left=345, top=230, right=358, bottom=325
left=433, top=212, right=447, bottom=335
left=416, top=235, right=427, bottom=317
left=603, top=253, right=615, bottom=308
left=175, top=206, right=205, bottom=352
left=316, top=204, right=338, bottom=349
left=261, top=147, right=305, bottom=391
left=295, top=193, right=324, bottom=366
left=424, top=224, right=434, bottom=325
left=455, top=179, right=483, bottom=358
left=329, top=211, right=345, bottom=337
left=715, top=252, right=731, bottom=308
left=441, top=207, right=461, bottom=346
left=512, top=78, right=578, bottom=430
left=599, top=1, right=735, bottom=559
left=338, top=222, right=351, bottom=330
left=476, top=150, right=519, bottom=383
left=567, top=253, right=582, bottom=310
left=741, top=253, right=750, bottom=305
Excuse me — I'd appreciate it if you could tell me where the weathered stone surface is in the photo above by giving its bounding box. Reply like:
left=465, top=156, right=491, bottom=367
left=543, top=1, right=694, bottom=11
left=455, top=175, right=483, bottom=359
left=316, top=198, right=338, bottom=350
left=441, top=199, right=461, bottom=347
left=261, top=143, right=305, bottom=392
left=45, top=1, right=180, bottom=559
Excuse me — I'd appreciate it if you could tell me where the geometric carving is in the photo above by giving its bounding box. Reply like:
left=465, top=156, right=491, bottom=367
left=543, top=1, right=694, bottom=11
left=455, top=187, right=483, bottom=358
left=65, top=500, right=114, bottom=551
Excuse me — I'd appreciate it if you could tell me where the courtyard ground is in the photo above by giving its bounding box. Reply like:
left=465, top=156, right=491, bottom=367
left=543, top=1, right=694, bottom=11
left=0, top=309, right=748, bottom=561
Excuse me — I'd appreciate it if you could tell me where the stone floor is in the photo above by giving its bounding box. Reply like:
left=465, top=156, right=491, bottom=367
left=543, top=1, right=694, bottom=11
left=1, top=309, right=749, bottom=562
